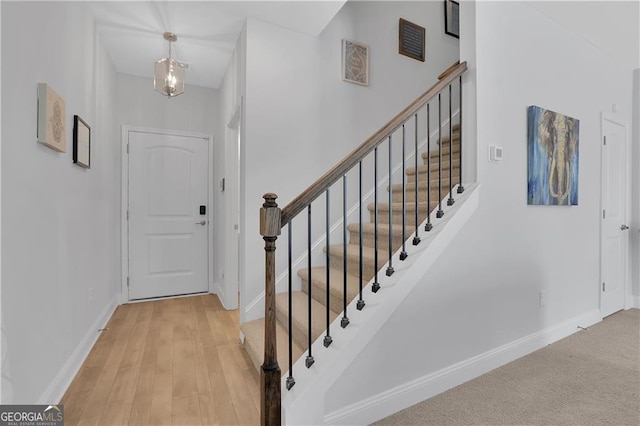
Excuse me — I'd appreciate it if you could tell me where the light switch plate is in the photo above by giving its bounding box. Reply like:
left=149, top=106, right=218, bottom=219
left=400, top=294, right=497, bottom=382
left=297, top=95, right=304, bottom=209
left=489, top=145, right=503, bottom=162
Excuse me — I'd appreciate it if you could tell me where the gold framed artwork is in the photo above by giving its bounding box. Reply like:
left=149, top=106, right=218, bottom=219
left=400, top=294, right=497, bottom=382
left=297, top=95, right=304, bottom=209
left=37, top=83, right=67, bottom=152
left=342, top=39, right=369, bottom=86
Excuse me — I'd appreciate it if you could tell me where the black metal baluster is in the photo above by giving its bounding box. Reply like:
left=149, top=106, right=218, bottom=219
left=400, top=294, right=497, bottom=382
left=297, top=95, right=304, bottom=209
left=341, top=175, right=350, bottom=328
left=413, top=113, right=421, bottom=245
left=400, top=125, right=408, bottom=261
left=357, top=162, right=365, bottom=310
left=372, top=148, right=380, bottom=293
left=386, top=136, right=394, bottom=277
left=306, top=206, right=314, bottom=368
left=425, top=104, right=433, bottom=232
left=324, top=190, right=332, bottom=347
left=458, top=75, right=465, bottom=194
left=436, top=93, right=444, bottom=218
left=286, top=223, right=295, bottom=390
left=447, top=84, right=455, bottom=206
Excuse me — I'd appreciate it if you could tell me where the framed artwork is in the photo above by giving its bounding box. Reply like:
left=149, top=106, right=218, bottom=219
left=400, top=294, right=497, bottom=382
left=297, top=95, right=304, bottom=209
left=73, top=115, right=91, bottom=168
left=342, top=39, right=369, bottom=86
left=527, top=106, right=580, bottom=206
left=445, top=0, right=460, bottom=39
left=399, top=18, right=425, bottom=62
left=37, top=83, right=67, bottom=152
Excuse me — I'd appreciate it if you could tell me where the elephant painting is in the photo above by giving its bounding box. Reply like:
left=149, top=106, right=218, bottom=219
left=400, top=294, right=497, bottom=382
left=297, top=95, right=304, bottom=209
left=527, top=106, right=579, bottom=205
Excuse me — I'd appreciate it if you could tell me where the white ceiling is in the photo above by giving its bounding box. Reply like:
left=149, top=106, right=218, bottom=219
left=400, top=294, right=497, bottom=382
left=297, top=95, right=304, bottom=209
left=87, top=1, right=347, bottom=90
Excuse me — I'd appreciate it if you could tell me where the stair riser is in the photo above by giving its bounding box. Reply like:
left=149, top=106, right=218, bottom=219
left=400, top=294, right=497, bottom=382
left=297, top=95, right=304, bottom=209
left=328, top=252, right=377, bottom=282
left=407, top=170, right=460, bottom=184
left=275, top=305, right=307, bottom=351
left=424, top=142, right=460, bottom=160
left=410, top=158, right=461, bottom=173
left=372, top=207, right=447, bottom=226
left=392, top=186, right=458, bottom=203
left=424, top=158, right=461, bottom=171
left=350, top=230, right=409, bottom=252
left=275, top=300, right=328, bottom=352
left=300, top=276, right=360, bottom=314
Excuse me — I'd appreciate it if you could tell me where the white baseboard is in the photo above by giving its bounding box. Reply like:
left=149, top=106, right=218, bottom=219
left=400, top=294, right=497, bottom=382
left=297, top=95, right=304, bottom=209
left=38, top=296, right=118, bottom=404
left=633, top=295, right=640, bottom=309
left=324, top=309, right=602, bottom=425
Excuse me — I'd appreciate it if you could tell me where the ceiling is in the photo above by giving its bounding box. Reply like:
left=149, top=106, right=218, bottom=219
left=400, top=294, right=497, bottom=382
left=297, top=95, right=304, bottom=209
left=87, top=1, right=347, bottom=90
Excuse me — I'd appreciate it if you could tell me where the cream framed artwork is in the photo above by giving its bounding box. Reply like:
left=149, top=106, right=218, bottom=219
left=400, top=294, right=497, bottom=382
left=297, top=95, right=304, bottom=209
left=37, top=83, right=67, bottom=152
left=342, top=39, right=369, bottom=86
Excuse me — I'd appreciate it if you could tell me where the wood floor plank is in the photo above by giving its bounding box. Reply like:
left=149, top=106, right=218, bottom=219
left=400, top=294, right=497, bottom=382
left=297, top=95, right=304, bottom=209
left=62, top=295, right=258, bottom=426
left=218, top=344, right=260, bottom=425
left=75, top=305, right=141, bottom=424
left=172, top=395, right=202, bottom=426
left=128, top=302, right=164, bottom=425
left=202, top=345, right=239, bottom=425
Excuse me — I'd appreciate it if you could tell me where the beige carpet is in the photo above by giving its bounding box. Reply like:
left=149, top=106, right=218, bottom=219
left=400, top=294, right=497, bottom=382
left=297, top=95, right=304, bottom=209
left=374, top=309, right=640, bottom=426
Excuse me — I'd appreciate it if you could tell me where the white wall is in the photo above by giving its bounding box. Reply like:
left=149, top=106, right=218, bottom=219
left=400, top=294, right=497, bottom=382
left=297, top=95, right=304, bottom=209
left=325, top=0, right=634, bottom=418
left=241, top=1, right=460, bottom=321
left=1, top=2, right=119, bottom=403
left=218, top=27, right=246, bottom=311
left=116, top=74, right=220, bottom=136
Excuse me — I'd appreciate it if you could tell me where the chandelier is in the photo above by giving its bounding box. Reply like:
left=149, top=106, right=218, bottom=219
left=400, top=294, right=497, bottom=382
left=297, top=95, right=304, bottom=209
left=154, top=32, right=185, bottom=98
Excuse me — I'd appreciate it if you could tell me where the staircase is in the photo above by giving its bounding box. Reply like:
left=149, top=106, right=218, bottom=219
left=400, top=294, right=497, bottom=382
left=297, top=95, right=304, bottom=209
left=249, top=61, right=468, bottom=425
left=241, top=128, right=461, bottom=373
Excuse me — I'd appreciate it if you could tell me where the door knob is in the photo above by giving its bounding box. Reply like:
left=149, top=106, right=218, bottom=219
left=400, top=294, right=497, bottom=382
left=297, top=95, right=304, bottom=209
left=196, top=220, right=207, bottom=226
left=620, top=224, right=629, bottom=230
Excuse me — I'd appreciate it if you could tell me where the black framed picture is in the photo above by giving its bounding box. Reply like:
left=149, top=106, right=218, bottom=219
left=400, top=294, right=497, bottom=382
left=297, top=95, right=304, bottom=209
left=445, top=0, right=460, bottom=39
left=73, top=115, right=91, bottom=168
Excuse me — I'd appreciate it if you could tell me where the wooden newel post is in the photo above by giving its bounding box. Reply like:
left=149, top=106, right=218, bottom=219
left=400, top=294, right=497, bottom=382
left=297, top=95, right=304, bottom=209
left=260, top=193, right=282, bottom=426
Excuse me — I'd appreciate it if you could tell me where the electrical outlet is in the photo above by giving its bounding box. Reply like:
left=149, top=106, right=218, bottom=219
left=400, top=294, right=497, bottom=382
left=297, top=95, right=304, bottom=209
left=539, top=290, right=546, bottom=307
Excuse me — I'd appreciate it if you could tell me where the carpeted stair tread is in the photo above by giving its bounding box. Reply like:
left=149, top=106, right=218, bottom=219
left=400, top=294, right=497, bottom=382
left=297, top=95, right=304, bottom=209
left=407, top=160, right=461, bottom=177
left=348, top=222, right=417, bottom=252
left=325, top=243, right=387, bottom=263
left=369, top=200, right=438, bottom=213
left=391, top=184, right=459, bottom=203
left=424, top=134, right=460, bottom=154
left=298, top=267, right=362, bottom=313
left=275, top=291, right=337, bottom=351
left=390, top=178, right=457, bottom=192
left=240, top=318, right=304, bottom=373
left=325, top=243, right=388, bottom=281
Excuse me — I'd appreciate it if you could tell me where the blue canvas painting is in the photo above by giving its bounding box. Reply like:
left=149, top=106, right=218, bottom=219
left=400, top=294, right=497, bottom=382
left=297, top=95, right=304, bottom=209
left=527, top=106, right=579, bottom=205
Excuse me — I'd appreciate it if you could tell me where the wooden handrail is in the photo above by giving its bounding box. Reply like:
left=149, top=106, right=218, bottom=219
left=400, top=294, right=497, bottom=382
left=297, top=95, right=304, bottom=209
left=438, top=60, right=461, bottom=80
left=280, top=61, right=467, bottom=225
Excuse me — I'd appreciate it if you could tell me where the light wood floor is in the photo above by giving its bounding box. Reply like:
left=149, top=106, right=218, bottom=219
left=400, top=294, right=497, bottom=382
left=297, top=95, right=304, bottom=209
left=61, top=294, right=260, bottom=426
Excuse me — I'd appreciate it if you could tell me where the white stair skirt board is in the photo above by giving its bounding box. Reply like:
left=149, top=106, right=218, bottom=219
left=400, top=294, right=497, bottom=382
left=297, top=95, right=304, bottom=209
left=282, top=184, right=480, bottom=426
left=38, top=295, right=118, bottom=404
left=323, top=308, right=602, bottom=425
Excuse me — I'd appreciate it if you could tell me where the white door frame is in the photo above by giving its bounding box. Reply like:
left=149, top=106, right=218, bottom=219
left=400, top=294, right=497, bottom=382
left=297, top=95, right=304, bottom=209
left=120, top=126, right=215, bottom=304
left=599, top=113, right=631, bottom=315
left=221, top=103, right=242, bottom=311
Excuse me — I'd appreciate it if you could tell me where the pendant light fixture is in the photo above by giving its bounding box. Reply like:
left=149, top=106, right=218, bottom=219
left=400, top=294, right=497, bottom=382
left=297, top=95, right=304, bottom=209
left=154, top=32, right=185, bottom=98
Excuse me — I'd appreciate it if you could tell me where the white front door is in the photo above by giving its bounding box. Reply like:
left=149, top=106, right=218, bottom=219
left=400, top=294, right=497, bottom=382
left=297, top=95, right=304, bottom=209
left=600, top=115, right=629, bottom=317
left=128, top=130, right=209, bottom=300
